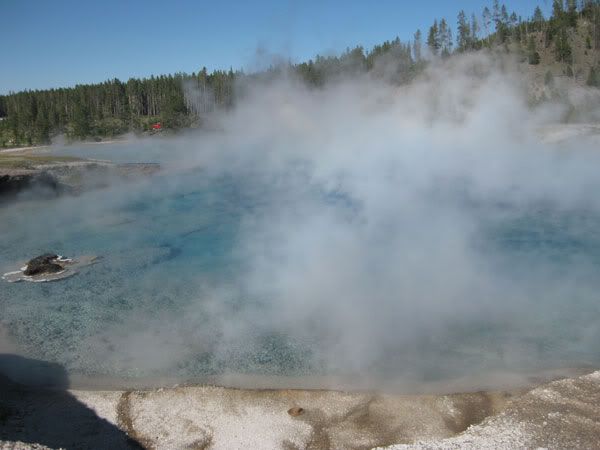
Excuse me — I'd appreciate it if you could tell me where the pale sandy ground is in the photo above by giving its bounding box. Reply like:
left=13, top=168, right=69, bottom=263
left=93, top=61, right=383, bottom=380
left=0, top=139, right=129, bottom=154
left=1, top=369, right=599, bottom=450
left=377, top=370, right=600, bottom=450
left=537, top=123, right=600, bottom=143
left=0, top=146, right=49, bottom=154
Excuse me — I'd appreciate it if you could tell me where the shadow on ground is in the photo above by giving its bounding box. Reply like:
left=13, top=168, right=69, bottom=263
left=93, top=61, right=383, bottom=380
left=0, top=353, right=143, bottom=449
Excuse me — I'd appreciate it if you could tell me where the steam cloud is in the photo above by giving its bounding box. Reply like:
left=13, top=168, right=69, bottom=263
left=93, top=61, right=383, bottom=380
left=2, top=53, right=600, bottom=390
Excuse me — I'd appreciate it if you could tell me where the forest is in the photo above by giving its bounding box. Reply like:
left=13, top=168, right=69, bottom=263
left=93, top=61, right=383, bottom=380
left=1, top=0, right=599, bottom=148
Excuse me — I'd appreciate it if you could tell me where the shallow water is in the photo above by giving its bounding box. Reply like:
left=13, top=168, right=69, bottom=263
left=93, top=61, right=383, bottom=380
left=1, top=141, right=600, bottom=388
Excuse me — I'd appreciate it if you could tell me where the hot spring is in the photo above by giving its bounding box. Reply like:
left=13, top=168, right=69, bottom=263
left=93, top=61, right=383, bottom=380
left=2, top=65, right=600, bottom=391
left=1, top=136, right=599, bottom=391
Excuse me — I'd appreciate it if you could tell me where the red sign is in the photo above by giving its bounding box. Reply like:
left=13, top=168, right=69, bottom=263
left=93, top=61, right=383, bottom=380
left=151, top=123, right=162, bottom=130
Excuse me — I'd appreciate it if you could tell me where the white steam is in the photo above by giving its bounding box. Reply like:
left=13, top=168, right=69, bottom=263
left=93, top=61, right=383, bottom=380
left=131, top=53, right=600, bottom=383
left=4, top=53, right=600, bottom=390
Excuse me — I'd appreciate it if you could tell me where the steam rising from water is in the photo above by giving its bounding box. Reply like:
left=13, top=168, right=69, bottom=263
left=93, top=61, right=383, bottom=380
left=1, top=54, right=600, bottom=388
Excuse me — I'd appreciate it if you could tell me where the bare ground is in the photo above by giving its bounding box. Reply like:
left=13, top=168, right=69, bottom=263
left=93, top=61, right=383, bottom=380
left=1, top=365, right=598, bottom=450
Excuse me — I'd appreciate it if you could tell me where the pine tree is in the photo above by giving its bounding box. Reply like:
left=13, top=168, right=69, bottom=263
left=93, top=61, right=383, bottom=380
left=493, top=0, right=501, bottom=29
left=481, top=6, right=492, bottom=44
left=594, top=3, right=600, bottom=48
left=427, top=20, right=440, bottom=55
left=566, top=0, right=578, bottom=26
left=72, top=101, right=91, bottom=139
left=581, top=0, right=594, bottom=18
left=457, top=10, right=471, bottom=51
left=528, top=35, right=541, bottom=64
left=588, top=66, right=600, bottom=87
left=533, top=6, right=544, bottom=31
left=471, top=13, right=480, bottom=42
left=439, top=19, right=452, bottom=56
left=496, top=4, right=510, bottom=43
left=501, top=5, right=509, bottom=24
left=413, top=29, right=422, bottom=61
left=552, top=0, right=564, bottom=19
left=34, top=108, right=50, bottom=144
left=555, top=27, right=573, bottom=63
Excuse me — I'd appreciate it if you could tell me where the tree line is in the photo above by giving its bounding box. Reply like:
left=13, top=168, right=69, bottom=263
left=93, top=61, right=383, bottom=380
left=429, top=0, right=600, bottom=56
left=0, top=70, right=237, bottom=147
left=1, top=0, right=600, bottom=148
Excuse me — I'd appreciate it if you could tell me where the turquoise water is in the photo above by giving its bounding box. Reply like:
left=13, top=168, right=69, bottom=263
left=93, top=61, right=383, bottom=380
left=1, top=142, right=600, bottom=385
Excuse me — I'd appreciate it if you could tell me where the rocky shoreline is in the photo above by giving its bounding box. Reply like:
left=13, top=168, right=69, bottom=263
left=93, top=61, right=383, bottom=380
left=0, top=169, right=62, bottom=198
left=0, top=161, right=160, bottom=200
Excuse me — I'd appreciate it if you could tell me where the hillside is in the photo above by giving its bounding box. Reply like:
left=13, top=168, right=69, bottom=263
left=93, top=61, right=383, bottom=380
left=517, top=17, right=600, bottom=99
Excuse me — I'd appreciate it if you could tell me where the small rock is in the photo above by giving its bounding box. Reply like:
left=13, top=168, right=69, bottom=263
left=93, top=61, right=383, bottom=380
left=23, top=254, right=63, bottom=276
left=288, top=407, right=304, bottom=417
left=3, top=254, right=99, bottom=283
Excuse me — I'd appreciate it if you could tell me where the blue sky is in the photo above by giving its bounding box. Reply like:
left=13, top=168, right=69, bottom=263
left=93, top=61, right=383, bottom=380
left=1, top=0, right=551, bottom=94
